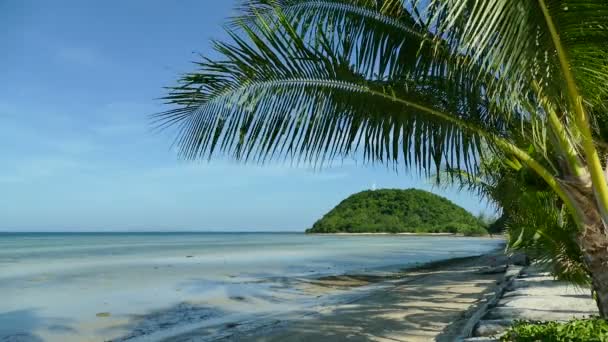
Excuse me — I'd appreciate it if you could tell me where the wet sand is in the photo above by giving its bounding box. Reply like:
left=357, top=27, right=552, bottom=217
left=167, top=253, right=508, bottom=342
left=251, top=255, right=505, bottom=342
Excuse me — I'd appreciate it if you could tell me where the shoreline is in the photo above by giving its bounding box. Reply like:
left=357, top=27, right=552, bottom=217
left=245, top=251, right=509, bottom=341
left=307, top=232, right=506, bottom=239
left=161, top=249, right=507, bottom=342
left=309, top=232, right=455, bottom=235
left=1, top=235, right=504, bottom=342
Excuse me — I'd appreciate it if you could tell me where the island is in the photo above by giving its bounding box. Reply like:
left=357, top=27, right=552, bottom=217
left=306, top=188, right=488, bottom=235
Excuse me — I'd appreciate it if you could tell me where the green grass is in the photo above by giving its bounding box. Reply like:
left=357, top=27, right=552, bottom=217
left=501, top=318, right=608, bottom=342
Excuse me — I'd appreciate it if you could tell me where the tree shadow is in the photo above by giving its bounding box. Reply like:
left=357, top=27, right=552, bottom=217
left=245, top=262, right=504, bottom=342
left=111, top=257, right=503, bottom=341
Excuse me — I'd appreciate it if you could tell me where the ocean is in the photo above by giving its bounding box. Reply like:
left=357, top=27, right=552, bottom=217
left=0, top=232, right=504, bottom=341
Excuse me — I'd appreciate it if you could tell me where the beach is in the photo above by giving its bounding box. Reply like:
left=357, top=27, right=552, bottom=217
left=0, top=233, right=504, bottom=341
left=171, top=254, right=508, bottom=341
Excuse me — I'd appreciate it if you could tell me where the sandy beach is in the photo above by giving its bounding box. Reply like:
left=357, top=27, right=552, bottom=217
left=0, top=233, right=504, bottom=342
left=164, top=253, right=508, bottom=342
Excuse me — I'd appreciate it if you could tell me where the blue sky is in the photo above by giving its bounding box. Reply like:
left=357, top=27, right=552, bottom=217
left=0, top=0, right=493, bottom=231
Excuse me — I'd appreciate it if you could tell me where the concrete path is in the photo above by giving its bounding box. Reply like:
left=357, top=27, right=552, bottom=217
left=469, top=266, right=598, bottom=340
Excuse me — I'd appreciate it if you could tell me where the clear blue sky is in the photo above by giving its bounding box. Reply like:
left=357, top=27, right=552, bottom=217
left=0, top=0, right=494, bottom=232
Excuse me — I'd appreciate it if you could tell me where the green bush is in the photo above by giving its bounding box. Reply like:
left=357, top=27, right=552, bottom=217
left=501, top=318, right=608, bottom=342
left=457, top=224, right=488, bottom=236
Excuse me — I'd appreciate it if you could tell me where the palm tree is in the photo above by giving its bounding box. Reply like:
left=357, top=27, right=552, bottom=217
left=155, top=0, right=608, bottom=315
left=443, top=158, right=591, bottom=286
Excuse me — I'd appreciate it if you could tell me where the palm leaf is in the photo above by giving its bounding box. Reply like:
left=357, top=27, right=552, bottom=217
left=428, top=0, right=608, bottom=138
left=156, top=7, right=511, bottom=175
left=440, top=157, right=591, bottom=285
left=227, top=0, right=601, bottom=183
left=233, top=0, right=528, bottom=118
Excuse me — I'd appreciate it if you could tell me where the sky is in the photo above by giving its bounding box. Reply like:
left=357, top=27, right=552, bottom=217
left=0, top=0, right=494, bottom=232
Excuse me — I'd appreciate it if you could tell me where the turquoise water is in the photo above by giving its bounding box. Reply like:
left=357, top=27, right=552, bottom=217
left=1, top=232, right=503, bottom=341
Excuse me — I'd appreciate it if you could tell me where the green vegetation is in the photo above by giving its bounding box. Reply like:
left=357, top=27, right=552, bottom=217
left=158, top=0, right=608, bottom=315
left=501, top=318, right=608, bottom=342
left=306, top=189, right=487, bottom=235
left=444, top=158, right=591, bottom=285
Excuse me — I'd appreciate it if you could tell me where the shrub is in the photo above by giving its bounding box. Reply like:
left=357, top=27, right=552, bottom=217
left=458, top=224, right=488, bottom=236
left=501, top=318, right=608, bottom=342
left=444, top=222, right=487, bottom=236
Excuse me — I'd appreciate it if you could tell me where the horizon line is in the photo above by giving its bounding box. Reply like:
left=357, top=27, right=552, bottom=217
left=0, top=230, right=305, bottom=233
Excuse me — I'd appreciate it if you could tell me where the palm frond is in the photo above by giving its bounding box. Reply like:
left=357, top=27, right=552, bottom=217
left=544, top=0, right=608, bottom=109
left=156, top=8, right=510, bottom=175
left=428, top=0, right=608, bottom=115
left=507, top=191, right=590, bottom=286
left=230, top=0, right=599, bottom=179
left=441, top=156, right=590, bottom=285
left=233, top=0, right=529, bottom=118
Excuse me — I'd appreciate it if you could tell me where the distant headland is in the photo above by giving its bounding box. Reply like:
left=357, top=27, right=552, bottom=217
left=306, top=189, right=488, bottom=235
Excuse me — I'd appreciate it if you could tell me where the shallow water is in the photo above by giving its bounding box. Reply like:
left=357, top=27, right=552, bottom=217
left=0, top=232, right=503, bottom=341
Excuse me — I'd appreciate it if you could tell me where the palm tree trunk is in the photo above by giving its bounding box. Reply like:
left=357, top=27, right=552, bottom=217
left=580, top=218, right=608, bottom=317
left=570, top=186, right=608, bottom=317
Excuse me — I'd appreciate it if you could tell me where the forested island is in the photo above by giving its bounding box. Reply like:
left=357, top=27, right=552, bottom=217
left=306, top=189, right=488, bottom=235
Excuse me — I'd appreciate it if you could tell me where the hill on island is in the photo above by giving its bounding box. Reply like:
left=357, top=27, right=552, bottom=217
left=306, top=189, right=487, bottom=235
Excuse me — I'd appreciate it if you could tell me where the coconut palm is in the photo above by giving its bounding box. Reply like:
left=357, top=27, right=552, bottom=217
left=443, top=158, right=591, bottom=286
left=155, top=0, right=608, bottom=315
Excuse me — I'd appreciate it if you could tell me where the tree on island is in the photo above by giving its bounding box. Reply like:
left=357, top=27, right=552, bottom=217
left=155, top=0, right=608, bottom=316
left=307, top=188, right=487, bottom=235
